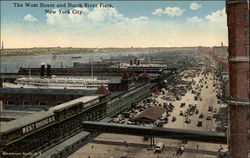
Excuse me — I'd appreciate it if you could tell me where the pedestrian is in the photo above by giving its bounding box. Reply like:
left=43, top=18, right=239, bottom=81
left=197, top=144, right=199, bottom=149
left=219, top=145, right=223, bottom=150
left=92, top=145, right=94, bottom=149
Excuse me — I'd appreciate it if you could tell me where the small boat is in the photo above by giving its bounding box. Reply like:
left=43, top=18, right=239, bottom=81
left=52, top=55, right=57, bottom=60
left=71, top=56, right=82, bottom=59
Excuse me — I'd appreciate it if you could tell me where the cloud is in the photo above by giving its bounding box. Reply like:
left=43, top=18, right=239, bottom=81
left=186, top=8, right=226, bottom=24
left=46, top=7, right=148, bottom=26
left=87, top=7, right=125, bottom=22
left=46, top=9, right=65, bottom=25
left=68, top=7, right=89, bottom=22
left=23, top=14, right=37, bottom=22
left=190, top=2, right=202, bottom=10
left=205, top=8, right=226, bottom=23
left=152, top=8, right=164, bottom=16
left=152, top=7, right=185, bottom=17
left=186, top=16, right=203, bottom=22
left=165, top=7, right=185, bottom=17
left=3, top=6, right=227, bottom=48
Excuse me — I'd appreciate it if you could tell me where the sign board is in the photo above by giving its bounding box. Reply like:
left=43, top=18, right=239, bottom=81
left=22, top=116, right=55, bottom=134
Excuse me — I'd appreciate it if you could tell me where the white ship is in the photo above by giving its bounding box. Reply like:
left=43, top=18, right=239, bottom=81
left=4, top=60, right=109, bottom=90
left=4, top=75, right=109, bottom=90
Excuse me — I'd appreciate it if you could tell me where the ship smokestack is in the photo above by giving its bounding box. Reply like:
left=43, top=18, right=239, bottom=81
left=134, top=58, right=137, bottom=65
left=41, top=64, right=45, bottom=78
left=130, top=60, right=133, bottom=65
left=47, top=64, right=51, bottom=78
left=137, top=60, right=140, bottom=65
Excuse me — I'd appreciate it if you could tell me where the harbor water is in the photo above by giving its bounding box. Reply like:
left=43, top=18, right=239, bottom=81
left=0, top=52, right=147, bottom=73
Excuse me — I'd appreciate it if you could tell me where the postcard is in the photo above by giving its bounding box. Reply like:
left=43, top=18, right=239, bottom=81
left=0, top=0, right=249, bottom=158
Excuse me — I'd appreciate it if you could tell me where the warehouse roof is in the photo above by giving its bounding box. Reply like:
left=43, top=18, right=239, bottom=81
left=1, top=95, right=100, bottom=133
left=1, top=88, right=95, bottom=96
left=135, top=106, right=166, bottom=121
left=95, top=85, right=110, bottom=94
left=0, top=110, right=35, bottom=119
left=138, top=72, right=150, bottom=79
left=50, top=95, right=99, bottom=111
left=0, top=110, right=54, bottom=134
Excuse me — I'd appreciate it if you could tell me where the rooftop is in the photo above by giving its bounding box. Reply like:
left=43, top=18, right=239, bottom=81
left=135, top=106, right=166, bottom=121
left=1, top=88, right=95, bottom=96
left=1, top=95, right=100, bottom=133
left=50, top=95, right=99, bottom=111
left=0, top=110, right=35, bottom=120
left=95, top=85, right=110, bottom=95
left=0, top=110, right=54, bottom=134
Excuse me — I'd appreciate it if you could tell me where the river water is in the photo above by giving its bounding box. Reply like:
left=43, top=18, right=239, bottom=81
left=0, top=52, right=146, bottom=73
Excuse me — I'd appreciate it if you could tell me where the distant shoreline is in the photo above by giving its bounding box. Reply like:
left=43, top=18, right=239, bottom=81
left=0, top=46, right=223, bottom=57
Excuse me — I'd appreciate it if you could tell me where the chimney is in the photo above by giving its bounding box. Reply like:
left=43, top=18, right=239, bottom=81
left=41, top=64, right=45, bottom=78
left=47, top=64, right=51, bottom=78
left=134, top=58, right=137, bottom=65
left=118, top=61, right=120, bottom=68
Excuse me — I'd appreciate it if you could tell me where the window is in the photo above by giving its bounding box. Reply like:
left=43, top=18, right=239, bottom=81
left=39, top=102, right=46, bottom=106
left=245, top=29, right=250, bottom=40
left=7, top=101, right=14, bottom=105
left=246, top=46, right=250, bottom=56
left=244, top=10, right=249, bottom=21
left=23, top=101, right=30, bottom=105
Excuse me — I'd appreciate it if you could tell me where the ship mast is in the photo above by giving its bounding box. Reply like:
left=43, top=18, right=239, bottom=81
left=90, top=57, right=94, bottom=78
left=29, top=62, right=31, bottom=78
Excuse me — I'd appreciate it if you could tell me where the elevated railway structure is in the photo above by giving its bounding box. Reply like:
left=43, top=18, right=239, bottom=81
left=82, top=121, right=228, bottom=144
left=107, top=83, right=155, bottom=117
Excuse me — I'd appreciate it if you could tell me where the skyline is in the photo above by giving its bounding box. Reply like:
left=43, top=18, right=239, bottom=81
left=1, top=1, right=228, bottom=48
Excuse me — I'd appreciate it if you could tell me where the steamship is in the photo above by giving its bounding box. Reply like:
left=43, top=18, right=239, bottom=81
left=4, top=63, right=108, bottom=90
left=10, top=76, right=108, bottom=90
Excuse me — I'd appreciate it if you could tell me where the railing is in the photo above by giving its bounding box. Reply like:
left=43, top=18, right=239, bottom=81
left=107, top=86, right=151, bottom=117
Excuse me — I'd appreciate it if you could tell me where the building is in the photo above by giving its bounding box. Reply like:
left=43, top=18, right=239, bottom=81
left=135, top=106, right=166, bottom=123
left=95, top=85, right=110, bottom=95
left=0, top=88, right=95, bottom=110
left=226, top=0, right=250, bottom=157
left=108, top=71, right=134, bottom=91
left=0, top=93, right=108, bottom=158
left=138, top=72, right=150, bottom=82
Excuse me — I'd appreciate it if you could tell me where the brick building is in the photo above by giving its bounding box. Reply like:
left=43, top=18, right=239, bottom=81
left=226, top=0, right=250, bottom=157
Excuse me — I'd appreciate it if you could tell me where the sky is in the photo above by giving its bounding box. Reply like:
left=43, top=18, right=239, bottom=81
left=1, top=1, right=228, bottom=48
